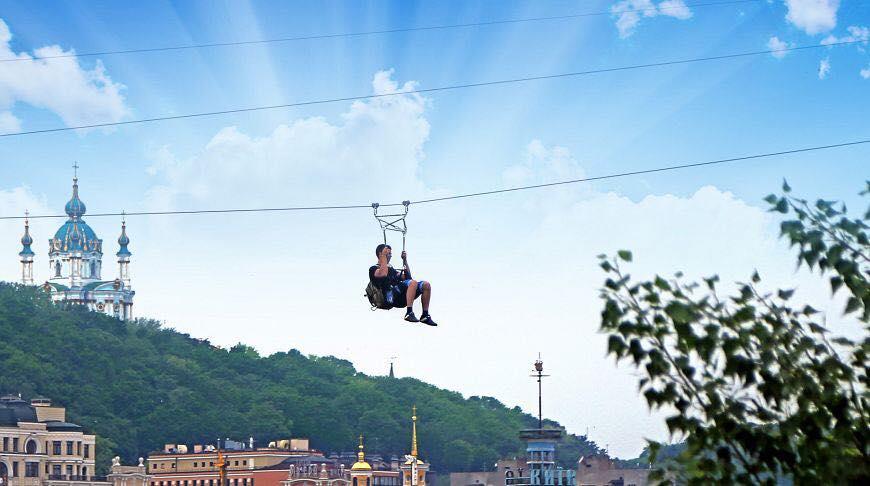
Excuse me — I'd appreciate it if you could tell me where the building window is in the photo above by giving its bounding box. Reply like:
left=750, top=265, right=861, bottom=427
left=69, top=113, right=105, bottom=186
left=194, top=463, right=198, bottom=468
left=152, top=464, right=157, bottom=470
left=77, top=442, right=82, bottom=456
left=82, top=467, right=87, bottom=478
left=25, top=440, right=37, bottom=454
left=53, top=465, right=61, bottom=476
left=242, top=461, right=247, bottom=466
left=66, top=441, right=73, bottom=455
left=12, top=462, right=19, bottom=477
left=84, top=444, right=90, bottom=458
left=353, top=478, right=358, bottom=486
left=45, top=464, right=49, bottom=474
left=12, top=438, right=19, bottom=452
left=2, top=437, right=7, bottom=451
left=234, top=461, right=239, bottom=467
left=66, top=465, right=73, bottom=477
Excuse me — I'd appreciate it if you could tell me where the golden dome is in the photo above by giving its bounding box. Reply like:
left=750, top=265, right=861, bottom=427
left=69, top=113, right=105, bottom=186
left=351, top=435, right=372, bottom=471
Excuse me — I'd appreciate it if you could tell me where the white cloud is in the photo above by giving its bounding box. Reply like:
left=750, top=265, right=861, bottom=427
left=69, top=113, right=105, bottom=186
left=767, top=36, right=790, bottom=58
left=611, top=0, right=693, bottom=38
left=0, top=18, right=128, bottom=131
left=0, top=110, right=19, bottom=134
left=147, top=69, right=429, bottom=209
left=821, top=25, right=870, bottom=45
left=818, top=57, right=831, bottom=78
left=785, top=0, right=839, bottom=35
left=861, top=65, right=870, bottom=79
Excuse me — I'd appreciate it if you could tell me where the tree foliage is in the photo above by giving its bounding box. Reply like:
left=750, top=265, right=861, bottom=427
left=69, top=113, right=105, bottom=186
left=0, top=286, right=601, bottom=474
left=598, top=182, right=869, bottom=484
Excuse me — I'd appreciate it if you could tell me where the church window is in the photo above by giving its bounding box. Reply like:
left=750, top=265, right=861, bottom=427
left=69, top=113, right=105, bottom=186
left=25, top=440, right=37, bottom=454
left=353, top=478, right=358, bottom=486
left=90, top=261, right=96, bottom=277
left=55, top=261, right=61, bottom=277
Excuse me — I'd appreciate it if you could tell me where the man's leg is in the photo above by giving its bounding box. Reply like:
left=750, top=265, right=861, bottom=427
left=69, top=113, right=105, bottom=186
left=403, top=280, right=419, bottom=322
left=419, top=281, right=437, bottom=326
left=421, top=281, right=431, bottom=313
left=405, top=279, right=418, bottom=308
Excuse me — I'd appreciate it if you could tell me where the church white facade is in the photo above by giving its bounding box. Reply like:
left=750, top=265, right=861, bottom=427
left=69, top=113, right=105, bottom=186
left=18, top=175, right=135, bottom=320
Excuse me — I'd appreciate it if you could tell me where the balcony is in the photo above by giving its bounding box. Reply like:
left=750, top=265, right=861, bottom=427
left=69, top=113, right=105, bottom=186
left=46, top=475, right=108, bottom=483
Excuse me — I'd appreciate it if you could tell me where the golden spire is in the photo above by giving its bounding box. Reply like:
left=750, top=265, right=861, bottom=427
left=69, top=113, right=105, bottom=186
left=351, top=434, right=372, bottom=471
left=411, top=405, right=418, bottom=457
left=216, top=448, right=226, bottom=486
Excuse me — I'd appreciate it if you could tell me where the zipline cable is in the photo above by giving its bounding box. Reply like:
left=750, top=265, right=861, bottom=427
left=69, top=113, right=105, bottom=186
left=0, top=0, right=761, bottom=63
left=0, top=40, right=860, bottom=139
left=2, top=138, right=866, bottom=220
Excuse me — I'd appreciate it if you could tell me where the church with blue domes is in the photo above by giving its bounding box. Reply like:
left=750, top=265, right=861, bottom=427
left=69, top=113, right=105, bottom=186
left=18, top=173, right=135, bottom=320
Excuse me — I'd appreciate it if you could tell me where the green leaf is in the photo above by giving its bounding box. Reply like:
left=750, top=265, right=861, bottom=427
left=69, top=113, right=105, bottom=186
left=617, top=250, right=633, bottom=262
left=773, top=198, right=788, bottom=213
left=844, top=297, right=861, bottom=315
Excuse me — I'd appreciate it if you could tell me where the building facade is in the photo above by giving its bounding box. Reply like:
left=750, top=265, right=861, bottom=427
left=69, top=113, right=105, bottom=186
left=0, top=395, right=97, bottom=486
left=0, top=395, right=147, bottom=486
left=17, top=174, right=135, bottom=321
left=575, top=456, right=648, bottom=486
left=146, top=408, right=430, bottom=486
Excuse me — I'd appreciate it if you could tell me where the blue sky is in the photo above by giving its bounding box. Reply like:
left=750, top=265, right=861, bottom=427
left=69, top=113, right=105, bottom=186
left=0, top=0, right=868, bottom=457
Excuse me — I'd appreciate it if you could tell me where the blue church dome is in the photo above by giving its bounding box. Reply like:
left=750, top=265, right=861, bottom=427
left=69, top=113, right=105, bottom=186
left=64, top=177, right=86, bottom=219
left=117, top=220, right=131, bottom=257
left=51, top=177, right=102, bottom=253
left=19, top=220, right=34, bottom=256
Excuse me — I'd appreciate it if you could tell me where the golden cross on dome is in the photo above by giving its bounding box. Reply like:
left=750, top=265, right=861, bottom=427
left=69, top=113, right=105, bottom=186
left=72, top=162, right=79, bottom=179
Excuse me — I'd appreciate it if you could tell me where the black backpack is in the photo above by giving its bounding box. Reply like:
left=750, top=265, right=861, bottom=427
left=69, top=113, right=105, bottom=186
left=365, top=281, right=393, bottom=310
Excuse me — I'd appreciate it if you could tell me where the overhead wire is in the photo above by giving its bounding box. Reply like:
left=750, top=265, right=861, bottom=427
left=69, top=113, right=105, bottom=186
left=0, top=0, right=762, bottom=63
left=0, top=40, right=861, bottom=139
left=2, top=138, right=866, bottom=220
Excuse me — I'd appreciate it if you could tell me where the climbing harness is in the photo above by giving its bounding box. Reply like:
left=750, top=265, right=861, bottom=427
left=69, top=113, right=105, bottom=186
left=371, top=201, right=410, bottom=251
left=366, top=201, right=410, bottom=311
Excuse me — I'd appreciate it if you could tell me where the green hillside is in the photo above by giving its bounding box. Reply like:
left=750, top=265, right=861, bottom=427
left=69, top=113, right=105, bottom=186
left=0, top=283, right=601, bottom=473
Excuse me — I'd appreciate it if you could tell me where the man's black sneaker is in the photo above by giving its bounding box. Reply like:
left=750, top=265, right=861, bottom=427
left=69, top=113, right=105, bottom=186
left=420, top=314, right=437, bottom=326
left=404, top=311, right=419, bottom=323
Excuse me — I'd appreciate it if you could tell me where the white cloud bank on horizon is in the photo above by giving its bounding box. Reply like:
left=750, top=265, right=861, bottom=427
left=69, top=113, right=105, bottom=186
left=784, top=0, right=840, bottom=35
left=610, top=0, right=692, bottom=38
left=0, top=18, right=128, bottom=134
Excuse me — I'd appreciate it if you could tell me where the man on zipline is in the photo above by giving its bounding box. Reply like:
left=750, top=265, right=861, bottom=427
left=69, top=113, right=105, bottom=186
left=369, top=243, right=437, bottom=326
